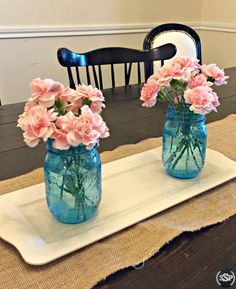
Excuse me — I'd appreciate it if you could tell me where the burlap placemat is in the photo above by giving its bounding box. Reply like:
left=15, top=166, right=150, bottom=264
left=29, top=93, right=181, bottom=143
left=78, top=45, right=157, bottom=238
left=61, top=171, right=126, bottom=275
left=0, top=115, right=236, bottom=289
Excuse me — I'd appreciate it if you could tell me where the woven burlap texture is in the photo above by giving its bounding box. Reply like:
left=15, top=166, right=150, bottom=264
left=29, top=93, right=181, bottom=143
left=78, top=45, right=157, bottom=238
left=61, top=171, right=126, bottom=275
left=0, top=114, right=235, bottom=289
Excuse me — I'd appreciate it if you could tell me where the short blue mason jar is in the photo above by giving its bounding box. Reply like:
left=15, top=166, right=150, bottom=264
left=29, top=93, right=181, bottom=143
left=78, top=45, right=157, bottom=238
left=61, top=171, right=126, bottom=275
left=44, top=139, right=101, bottom=224
left=162, top=106, right=207, bottom=179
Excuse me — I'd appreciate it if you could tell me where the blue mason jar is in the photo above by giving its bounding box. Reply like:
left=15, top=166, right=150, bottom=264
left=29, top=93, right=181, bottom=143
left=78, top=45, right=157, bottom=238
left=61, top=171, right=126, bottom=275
left=162, top=106, right=207, bottom=179
left=44, top=139, right=101, bottom=224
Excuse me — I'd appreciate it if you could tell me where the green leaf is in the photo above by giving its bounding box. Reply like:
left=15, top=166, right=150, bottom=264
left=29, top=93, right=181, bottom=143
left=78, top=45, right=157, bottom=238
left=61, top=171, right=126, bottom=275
left=82, top=98, right=92, bottom=107
left=170, top=79, right=179, bottom=91
left=207, top=76, right=215, bottom=83
left=157, top=89, right=166, bottom=102
left=55, top=99, right=66, bottom=115
left=179, top=81, right=188, bottom=90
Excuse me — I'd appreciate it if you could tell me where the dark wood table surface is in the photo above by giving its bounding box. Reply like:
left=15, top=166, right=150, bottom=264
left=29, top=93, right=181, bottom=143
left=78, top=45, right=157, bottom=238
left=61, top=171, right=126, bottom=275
left=0, top=67, right=236, bottom=289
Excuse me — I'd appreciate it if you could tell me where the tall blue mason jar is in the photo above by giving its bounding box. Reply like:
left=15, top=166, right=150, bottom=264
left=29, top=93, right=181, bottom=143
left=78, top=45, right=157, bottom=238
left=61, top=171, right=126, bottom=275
left=162, top=106, right=207, bottom=179
left=44, top=139, right=101, bottom=224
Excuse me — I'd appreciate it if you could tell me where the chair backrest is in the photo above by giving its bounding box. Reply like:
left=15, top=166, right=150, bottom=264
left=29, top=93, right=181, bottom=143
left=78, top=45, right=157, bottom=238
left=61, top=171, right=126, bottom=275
left=143, top=23, right=202, bottom=72
left=57, top=45, right=176, bottom=90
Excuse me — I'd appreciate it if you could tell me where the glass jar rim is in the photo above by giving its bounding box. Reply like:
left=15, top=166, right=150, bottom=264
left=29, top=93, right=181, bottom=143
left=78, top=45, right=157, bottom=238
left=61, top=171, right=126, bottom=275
left=167, top=105, right=205, bottom=122
left=46, top=139, right=98, bottom=155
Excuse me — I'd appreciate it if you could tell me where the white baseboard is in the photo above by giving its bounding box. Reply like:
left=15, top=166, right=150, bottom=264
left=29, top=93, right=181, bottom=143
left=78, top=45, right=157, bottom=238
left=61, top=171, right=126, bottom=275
left=0, top=22, right=235, bottom=39
left=0, top=23, right=161, bottom=39
left=198, top=22, right=236, bottom=33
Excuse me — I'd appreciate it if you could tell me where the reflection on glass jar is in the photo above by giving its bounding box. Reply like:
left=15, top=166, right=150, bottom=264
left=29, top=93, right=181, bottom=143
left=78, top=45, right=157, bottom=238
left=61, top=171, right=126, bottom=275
left=162, top=106, right=207, bottom=179
left=44, top=139, right=101, bottom=224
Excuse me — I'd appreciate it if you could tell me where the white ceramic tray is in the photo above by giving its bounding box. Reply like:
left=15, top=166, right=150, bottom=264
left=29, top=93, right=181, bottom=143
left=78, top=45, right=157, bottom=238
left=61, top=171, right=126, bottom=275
left=0, top=148, right=236, bottom=265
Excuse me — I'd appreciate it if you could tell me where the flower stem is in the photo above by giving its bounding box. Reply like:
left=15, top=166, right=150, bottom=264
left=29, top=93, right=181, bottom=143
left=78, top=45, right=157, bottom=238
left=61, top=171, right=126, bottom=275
left=170, top=140, right=189, bottom=171
left=189, top=143, right=201, bottom=172
left=72, top=147, right=86, bottom=221
left=60, top=158, right=72, bottom=200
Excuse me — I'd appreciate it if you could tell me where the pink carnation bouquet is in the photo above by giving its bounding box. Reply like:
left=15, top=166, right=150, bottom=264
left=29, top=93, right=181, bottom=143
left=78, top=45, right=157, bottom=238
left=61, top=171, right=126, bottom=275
left=140, top=56, right=228, bottom=177
left=140, top=56, right=228, bottom=113
left=17, top=78, right=109, bottom=150
left=17, top=78, right=110, bottom=223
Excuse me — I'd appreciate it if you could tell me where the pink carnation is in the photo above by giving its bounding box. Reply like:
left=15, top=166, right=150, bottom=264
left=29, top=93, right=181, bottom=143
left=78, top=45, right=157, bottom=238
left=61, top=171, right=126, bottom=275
left=68, top=94, right=83, bottom=114
left=51, top=129, right=70, bottom=150
left=75, top=84, right=105, bottom=113
left=172, top=56, right=199, bottom=71
left=55, top=106, right=109, bottom=149
left=90, top=101, right=105, bottom=113
left=171, top=56, right=200, bottom=81
left=23, top=100, right=37, bottom=112
left=140, top=79, right=160, bottom=107
left=211, top=91, right=220, bottom=109
left=76, top=84, right=104, bottom=101
left=184, top=86, right=220, bottom=114
left=153, top=64, right=182, bottom=86
left=152, top=57, right=199, bottom=86
left=17, top=105, right=57, bottom=147
left=56, top=111, right=78, bottom=132
left=201, top=64, right=229, bottom=86
left=188, top=74, right=207, bottom=89
left=30, top=78, right=64, bottom=108
left=140, top=56, right=225, bottom=115
left=18, top=80, right=109, bottom=150
left=59, top=87, right=77, bottom=103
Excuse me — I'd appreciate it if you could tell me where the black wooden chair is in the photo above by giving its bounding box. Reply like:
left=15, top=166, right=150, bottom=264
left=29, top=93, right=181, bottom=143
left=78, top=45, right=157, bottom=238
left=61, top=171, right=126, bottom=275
left=143, top=23, right=202, bottom=73
left=57, top=45, right=176, bottom=90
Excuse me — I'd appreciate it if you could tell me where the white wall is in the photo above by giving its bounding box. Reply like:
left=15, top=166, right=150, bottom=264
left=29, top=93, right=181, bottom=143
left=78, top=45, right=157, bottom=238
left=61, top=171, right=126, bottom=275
left=0, top=0, right=201, bottom=27
left=201, top=0, right=236, bottom=24
left=0, top=34, right=149, bottom=104
left=200, top=30, right=236, bottom=68
left=199, top=0, right=236, bottom=68
left=0, top=0, right=202, bottom=104
left=2, top=0, right=236, bottom=104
